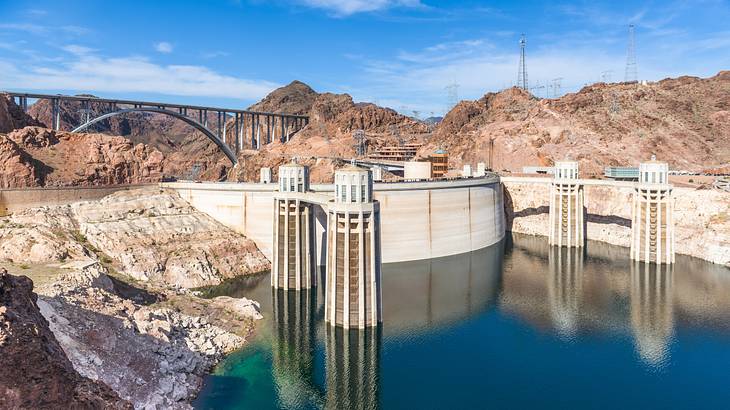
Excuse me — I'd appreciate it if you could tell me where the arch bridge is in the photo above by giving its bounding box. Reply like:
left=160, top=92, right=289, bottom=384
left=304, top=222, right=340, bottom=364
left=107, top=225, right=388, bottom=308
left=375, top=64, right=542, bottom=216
left=5, top=92, right=309, bottom=164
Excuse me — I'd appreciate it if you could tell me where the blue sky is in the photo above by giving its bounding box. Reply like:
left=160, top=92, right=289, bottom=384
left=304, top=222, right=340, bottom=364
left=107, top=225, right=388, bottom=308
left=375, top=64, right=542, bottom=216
left=1, top=0, right=729, bottom=115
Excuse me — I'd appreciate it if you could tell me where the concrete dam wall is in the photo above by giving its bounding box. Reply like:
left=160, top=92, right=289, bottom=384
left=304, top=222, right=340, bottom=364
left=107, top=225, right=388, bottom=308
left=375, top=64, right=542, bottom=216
left=163, top=176, right=505, bottom=264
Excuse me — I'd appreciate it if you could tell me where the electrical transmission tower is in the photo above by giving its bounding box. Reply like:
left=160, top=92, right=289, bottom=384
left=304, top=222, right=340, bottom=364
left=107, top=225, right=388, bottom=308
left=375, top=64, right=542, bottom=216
left=353, top=129, right=366, bottom=156
left=517, top=34, right=528, bottom=90
left=624, top=24, right=638, bottom=83
left=445, top=83, right=459, bottom=113
left=551, top=78, right=563, bottom=98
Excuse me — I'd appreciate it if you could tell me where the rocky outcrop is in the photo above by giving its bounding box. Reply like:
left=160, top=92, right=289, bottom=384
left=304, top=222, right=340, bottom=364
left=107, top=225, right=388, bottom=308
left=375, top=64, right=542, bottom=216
left=0, top=134, right=45, bottom=188
left=426, top=71, right=730, bottom=175
left=0, top=187, right=270, bottom=288
left=503, top=181, right=730, bottom=267
left=35, top=263, right=253, bottom=409
left=0, top=127, right=164, bottom=187
left=0, top=268, right=131, bottom=409
left=0, top=94, right=44, bottom=133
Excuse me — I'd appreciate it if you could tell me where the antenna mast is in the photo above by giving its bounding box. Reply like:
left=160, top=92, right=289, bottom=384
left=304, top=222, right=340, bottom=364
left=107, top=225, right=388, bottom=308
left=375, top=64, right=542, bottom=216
left=517, top=34, right=528, bottom=90
left=624, top=24, right=638, bottom=83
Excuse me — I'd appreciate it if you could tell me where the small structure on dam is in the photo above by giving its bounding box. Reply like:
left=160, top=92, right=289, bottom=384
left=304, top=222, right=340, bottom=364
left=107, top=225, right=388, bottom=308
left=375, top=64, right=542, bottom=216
left=548, top=161, right=585, bottom=248
left=272, top=162, right=315, bottom=290
left=325, top=165, right=382, bottom=329
left=631, top=157, right=675, bottom=265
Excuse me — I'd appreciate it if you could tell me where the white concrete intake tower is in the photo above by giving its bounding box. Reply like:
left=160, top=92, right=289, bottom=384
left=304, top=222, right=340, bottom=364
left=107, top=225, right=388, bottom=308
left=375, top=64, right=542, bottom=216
left=548, top=161, right=585, bottom=248
left=271, top=162, right=315, bottom=290
left=631, top=157, right=675, bottom=265
left=325, top=165, right=382, bottom=329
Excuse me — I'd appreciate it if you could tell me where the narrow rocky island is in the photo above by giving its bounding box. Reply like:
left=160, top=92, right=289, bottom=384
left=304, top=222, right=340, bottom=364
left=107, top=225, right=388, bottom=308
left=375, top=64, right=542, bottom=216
left=0, top=187, right=270, bottom=409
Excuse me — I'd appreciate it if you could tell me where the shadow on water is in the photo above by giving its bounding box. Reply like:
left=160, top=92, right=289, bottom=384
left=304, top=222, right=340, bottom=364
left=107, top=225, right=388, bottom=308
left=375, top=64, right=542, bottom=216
left=196, top=235, right=730, bottom=409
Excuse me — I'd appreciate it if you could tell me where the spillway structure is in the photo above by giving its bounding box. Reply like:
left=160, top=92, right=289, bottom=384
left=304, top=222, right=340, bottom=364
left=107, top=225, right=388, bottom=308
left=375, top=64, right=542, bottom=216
left=548, top=161, right=585, bottom=247
left=272, top=162, right=315, bottom=289
left=325, top=165, right=382, bottom=329
left=631, top=158, right=674, bottom=265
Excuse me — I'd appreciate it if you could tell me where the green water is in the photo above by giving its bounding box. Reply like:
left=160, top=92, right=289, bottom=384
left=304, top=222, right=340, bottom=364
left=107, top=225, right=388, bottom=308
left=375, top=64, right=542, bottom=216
left=195, top=234, right=730, bottom=409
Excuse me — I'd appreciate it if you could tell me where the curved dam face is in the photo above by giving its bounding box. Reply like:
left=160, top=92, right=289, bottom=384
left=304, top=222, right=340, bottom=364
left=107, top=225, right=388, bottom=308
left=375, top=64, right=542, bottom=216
left=163, top=176, right=505, bottom=264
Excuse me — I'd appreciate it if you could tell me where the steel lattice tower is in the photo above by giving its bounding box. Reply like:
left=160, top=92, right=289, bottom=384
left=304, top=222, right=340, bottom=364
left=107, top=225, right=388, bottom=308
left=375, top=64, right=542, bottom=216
left=517, top=34, right=528, bottom=90
left=625, top=24, right=638, bottom=83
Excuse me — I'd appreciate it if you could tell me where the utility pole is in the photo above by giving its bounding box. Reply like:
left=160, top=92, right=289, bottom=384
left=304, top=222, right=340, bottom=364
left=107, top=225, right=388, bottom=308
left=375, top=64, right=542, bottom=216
left=517, top=34, right=528, bottom=90
left=601, top=70, right=614, bottom=83
left=625, top=24, right=638, bottom=83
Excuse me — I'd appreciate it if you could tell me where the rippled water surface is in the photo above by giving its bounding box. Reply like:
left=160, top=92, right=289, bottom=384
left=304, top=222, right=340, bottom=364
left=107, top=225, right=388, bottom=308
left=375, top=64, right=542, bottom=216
left=194, top=234, right=730, bottom=409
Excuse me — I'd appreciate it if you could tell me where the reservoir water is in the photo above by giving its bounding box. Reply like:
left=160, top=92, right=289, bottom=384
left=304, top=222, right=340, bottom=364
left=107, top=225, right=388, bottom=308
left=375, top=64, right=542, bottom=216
left=194, top=233, right=730, bottom=409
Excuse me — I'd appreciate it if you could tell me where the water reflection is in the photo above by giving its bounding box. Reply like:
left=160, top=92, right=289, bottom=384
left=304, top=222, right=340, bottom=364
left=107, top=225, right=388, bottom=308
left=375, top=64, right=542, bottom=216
left=196, top=234, right=730, bottom=409
left=271, top=289, right=323, bottom=408
left=630, top=263, right=674, bottom=366
left=381, top=242, right=503, bottom=334
left=547, top=247, right=584, bottom=338
left=325, top=327, right=381, bottom=410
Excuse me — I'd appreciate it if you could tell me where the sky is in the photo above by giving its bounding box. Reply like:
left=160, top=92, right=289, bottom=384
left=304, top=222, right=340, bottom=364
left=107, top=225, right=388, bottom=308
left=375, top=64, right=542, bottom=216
left=1, top=0, right=729, bottom=116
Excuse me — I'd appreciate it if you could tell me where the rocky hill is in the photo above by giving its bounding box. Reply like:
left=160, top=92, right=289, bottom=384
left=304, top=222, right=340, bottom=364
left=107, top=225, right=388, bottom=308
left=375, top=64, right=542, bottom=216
left=229, top=83, right=431, bottom=182
left=422, top=71, right=730, bottom=176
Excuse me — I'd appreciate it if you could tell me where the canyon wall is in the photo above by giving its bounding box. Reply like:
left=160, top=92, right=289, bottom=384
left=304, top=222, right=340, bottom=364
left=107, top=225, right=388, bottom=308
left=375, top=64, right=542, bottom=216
left=503, top=180, right=730, bottom=267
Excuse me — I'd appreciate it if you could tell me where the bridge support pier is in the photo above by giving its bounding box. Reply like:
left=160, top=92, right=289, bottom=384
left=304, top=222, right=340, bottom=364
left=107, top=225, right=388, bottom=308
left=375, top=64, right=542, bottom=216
left=325, top=165, right=381, bottom=329
left=548, top=161, right=584, bottom=247
left=272, top=162, right=315, bottom=290
left=631, top=158, right=674, bottom=264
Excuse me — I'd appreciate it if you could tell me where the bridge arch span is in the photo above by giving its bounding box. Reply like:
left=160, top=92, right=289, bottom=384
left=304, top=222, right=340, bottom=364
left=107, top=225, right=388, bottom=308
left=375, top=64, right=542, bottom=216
left=70, top=107, right=238, bottom=164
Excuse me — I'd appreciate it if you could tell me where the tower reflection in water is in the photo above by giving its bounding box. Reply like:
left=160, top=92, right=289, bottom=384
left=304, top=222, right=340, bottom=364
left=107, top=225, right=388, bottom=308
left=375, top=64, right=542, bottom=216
left=325, top=327, right=381, bottom=410
left=506, top=235, right=677, bottom=367
left=547, top=247, right=584, bottom=338
left=630, top=262, right=674, bottom=367
left=271, top=288, right=323, bottom=408
left=271, top=284, right=382, bottom=409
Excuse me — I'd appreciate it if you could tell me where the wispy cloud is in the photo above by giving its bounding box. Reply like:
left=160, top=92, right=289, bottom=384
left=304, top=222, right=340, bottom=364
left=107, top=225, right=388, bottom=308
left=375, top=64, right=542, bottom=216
left=0, top=23, right=48, bottom=35
left=61, top=44, right=95, bottom=56
left=25, top=9, right=48, bottom=17
left=0, top=51, right=279, bottom=100
left=0, top=22, right=90, bottom=37
left=154, top=41, right=173, bottom=53
left=201, top=50, right=231, bottom=59
left=294, top=0, right=424, bottom=16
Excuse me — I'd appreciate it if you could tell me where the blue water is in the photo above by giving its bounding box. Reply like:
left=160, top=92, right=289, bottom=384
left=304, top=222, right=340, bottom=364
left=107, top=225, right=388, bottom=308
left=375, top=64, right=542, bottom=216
left=195, top=234, right=730, bottom=409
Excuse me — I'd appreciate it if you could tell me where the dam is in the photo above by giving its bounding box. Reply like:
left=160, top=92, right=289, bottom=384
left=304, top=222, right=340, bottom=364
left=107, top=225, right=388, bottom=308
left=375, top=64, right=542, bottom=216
left=162, top=172, right=506, bottom=265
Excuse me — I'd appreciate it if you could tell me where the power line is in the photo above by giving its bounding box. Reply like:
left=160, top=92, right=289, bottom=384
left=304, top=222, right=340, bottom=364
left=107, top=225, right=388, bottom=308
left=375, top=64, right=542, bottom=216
left=624, top=24, right=638, bottom=83
left=517, top=34, right=528, bottom=90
